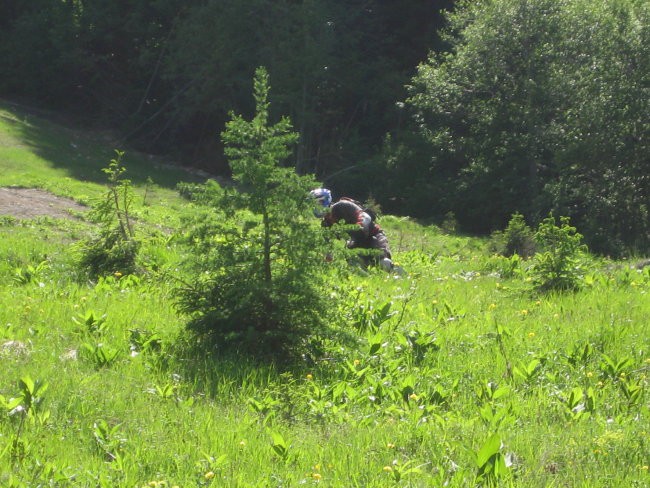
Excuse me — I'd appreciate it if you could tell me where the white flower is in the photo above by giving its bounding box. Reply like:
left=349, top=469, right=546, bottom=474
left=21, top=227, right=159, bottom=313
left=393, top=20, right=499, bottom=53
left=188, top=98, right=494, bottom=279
left=9, top=404, right=25, bottom=416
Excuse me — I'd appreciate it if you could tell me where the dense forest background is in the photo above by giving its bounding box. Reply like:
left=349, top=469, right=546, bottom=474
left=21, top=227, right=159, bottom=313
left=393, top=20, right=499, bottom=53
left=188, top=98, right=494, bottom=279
left=0, top=0, right=648, bottom=256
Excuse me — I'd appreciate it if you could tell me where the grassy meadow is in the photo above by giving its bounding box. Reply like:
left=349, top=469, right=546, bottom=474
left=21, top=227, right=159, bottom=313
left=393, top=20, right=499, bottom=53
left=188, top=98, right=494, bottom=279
left=0, top=101, right=649, bottom=487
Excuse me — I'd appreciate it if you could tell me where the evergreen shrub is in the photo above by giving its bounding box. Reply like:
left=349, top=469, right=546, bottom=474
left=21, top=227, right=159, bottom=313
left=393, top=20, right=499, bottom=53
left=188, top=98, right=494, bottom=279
left=530, top=215, right=588, bottom=291
left=175, top=68, right=332, bottom=358
left=79, top=151, right=139, bottom=277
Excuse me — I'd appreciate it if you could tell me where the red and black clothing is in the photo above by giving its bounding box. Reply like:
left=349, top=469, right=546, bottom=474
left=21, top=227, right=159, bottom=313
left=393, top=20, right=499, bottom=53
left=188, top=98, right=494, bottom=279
left=322, top=199, right=391, bottom=260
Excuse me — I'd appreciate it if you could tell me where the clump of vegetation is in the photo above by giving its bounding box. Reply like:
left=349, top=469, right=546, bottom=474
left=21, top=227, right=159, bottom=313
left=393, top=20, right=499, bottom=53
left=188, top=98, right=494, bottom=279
left=441, top=211, right=458, bottom=234
left=78, top=151, right=139, bottom=277
left=492, top=212, right=536, bottom=258
left=175, top=67, right=332, bottom=357
left=530, top=215, right=588, bottom=291
left=405, top=0, right=650, bottom=256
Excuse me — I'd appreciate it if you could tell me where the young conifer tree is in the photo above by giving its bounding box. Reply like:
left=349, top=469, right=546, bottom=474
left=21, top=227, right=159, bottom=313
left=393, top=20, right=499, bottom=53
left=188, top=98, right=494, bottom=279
left=177, top=67, right=331, bottom=357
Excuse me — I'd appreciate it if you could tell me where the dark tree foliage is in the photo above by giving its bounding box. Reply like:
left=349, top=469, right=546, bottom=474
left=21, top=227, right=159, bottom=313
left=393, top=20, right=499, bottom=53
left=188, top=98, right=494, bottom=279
left=0, top=0, right=452, bottom=180
left=403, top=0, right=650, bottom=256
left=0, top=0, right=80, bottom=104
left=2, top=0, right=648, bottom=255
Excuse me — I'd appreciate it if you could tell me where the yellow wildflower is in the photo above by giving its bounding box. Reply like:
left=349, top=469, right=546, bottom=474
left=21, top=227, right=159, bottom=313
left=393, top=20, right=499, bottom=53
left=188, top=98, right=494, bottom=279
left=204, top=471, right=215, bottom=480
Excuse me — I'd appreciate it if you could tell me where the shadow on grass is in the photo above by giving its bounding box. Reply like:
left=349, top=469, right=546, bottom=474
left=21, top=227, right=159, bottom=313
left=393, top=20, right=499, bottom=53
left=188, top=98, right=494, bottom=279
left=159, top=325, right=359, bottom=401
left=0, top=100, right=205, bottom=190
left=162, top=331, right=300, bottom=401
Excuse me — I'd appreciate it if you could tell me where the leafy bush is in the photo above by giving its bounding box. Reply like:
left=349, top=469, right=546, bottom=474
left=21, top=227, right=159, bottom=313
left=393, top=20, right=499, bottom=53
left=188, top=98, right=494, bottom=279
left=405, top=0, right=650, bottom=255
left=79, top=151, right=140, bottom=277
left=175, top=68, right=332, bottom=358
left=501, top=212, right=535, bottom=258
left=530, top=215, right=588, bottom=291
left=482, top=253, right=524, bottom=279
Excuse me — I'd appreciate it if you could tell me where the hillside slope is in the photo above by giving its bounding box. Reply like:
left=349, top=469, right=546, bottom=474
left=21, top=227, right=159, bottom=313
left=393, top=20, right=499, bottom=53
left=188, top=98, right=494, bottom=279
left=1, top=102, right=649, bottom=488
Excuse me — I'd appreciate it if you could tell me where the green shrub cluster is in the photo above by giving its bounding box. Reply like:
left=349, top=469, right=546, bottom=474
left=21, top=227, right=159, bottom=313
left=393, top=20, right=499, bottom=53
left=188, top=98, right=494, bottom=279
left=78, top=151, right=140, bottom=277
left=490, top=212, right=536, bottom=258
left=490, top=213, right=589, bottom=291
left=175, top=68, right=332, bottom=358
left=531, top=215, right=589, bottom=291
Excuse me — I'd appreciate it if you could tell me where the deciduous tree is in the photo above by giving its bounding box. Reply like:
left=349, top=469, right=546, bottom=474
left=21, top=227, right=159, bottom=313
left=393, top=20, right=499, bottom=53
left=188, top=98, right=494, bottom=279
left=404, top=0, right=649, bottom=255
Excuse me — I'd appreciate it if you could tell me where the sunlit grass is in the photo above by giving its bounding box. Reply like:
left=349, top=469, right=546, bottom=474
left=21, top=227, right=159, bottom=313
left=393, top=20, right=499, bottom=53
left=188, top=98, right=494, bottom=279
left=0, top=102, right=201, bottom=228
left=1, top=103, right=649, bottom=487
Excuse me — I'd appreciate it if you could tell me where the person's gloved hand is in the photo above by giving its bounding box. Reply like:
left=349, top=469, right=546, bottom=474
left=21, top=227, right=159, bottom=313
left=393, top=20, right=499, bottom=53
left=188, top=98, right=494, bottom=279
left=359, top=212, right=372, bottom=237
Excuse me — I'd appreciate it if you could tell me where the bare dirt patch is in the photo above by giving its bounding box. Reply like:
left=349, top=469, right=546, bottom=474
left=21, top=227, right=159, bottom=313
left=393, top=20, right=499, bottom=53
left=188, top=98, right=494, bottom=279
left=0, top=187, right=87, bottom=220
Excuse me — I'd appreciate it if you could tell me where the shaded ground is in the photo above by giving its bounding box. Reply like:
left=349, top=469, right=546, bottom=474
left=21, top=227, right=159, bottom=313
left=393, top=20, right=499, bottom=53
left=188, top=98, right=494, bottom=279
left=0, top=187, right=86, bottom=220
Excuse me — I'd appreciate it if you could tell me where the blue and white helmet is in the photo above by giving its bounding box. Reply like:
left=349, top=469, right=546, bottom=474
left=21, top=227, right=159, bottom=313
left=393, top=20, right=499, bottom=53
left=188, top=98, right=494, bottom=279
left=310, top=188, right=332, bottom=217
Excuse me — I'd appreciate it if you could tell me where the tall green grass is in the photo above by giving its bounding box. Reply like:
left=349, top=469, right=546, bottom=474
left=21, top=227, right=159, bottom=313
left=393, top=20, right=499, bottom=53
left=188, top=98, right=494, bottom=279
left=1, top=102, right=648, bottom=487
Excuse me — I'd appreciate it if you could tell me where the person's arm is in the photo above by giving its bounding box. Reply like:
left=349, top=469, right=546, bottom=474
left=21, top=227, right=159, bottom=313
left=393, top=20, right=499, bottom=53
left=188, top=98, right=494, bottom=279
left=356, top=211, right=372, bottom=238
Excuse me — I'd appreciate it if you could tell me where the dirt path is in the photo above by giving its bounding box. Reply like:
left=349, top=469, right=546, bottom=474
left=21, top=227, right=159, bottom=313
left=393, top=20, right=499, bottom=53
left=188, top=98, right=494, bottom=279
left=0, top=187, right=87, bottom=220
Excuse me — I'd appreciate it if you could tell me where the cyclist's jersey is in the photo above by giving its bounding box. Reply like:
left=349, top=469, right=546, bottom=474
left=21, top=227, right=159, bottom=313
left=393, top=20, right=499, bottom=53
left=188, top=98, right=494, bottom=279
left=323, top=199, right=383, bottom=241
